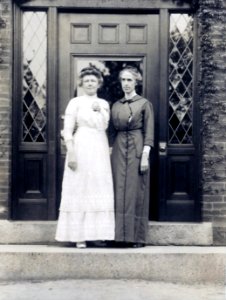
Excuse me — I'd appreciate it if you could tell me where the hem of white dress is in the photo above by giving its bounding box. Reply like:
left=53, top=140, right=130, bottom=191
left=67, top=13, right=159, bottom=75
left=55, top=236, right=115, bottom=243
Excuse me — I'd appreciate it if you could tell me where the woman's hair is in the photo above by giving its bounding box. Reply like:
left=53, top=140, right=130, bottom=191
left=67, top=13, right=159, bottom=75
left=119, top=66, right=142, bottom=85
left=78, top=66, right=103, bottom=87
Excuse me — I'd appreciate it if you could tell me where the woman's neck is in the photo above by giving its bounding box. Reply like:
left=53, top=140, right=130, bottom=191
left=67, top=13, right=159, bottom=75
left=125, top=91, right=137, bottom=99
left=84, top=93, right=97, bottom=98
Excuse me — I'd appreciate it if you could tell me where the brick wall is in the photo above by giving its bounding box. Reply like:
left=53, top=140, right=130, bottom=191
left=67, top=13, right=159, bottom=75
left=0, top=0, right=12, bottom=219
left=200, top=0, right=226, bottom=229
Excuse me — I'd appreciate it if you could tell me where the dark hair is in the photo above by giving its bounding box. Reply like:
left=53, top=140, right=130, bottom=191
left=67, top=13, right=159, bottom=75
left=78, top=66, right=103, bottom=87
left=119, top=66, right=142, bottom=85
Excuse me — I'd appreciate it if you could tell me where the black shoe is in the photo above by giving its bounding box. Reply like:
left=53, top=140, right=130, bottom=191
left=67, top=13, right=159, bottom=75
left=113, top=241, right=132, bottom=248
left=93, top=240, right=107, bottom=247
left=132, top=243, right=145, bottom=248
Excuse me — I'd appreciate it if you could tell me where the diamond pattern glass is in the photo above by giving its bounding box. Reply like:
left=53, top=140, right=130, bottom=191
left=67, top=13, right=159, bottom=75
left=168, top=14, right=194, bottom=144
left=22, top=12, right=47, bottom=142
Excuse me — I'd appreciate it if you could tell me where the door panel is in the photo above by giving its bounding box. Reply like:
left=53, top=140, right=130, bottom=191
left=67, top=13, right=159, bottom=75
left=58, top=13, right=159, bottom=115
left=167, top=154, right=195, bottom=220
left=159, top=148, right=198, bottom=221
left=17, top=153, right=47, bottom=220
left=58, top=12, right=160, bottom=217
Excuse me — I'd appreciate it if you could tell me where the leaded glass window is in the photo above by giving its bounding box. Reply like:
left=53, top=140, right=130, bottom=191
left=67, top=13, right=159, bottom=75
left=22, top=11, right=47, bottom=143
left=168, top=14, right=194, bottom=144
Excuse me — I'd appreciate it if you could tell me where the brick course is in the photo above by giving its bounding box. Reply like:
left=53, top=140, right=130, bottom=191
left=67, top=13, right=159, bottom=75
left=200, top=1, right=226, bottom=228
left=0, top=0, right=11, bottom=219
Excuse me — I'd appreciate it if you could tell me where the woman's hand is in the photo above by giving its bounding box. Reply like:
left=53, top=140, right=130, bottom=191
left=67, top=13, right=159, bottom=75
left=140, top=152, right=149, bottom=174
left=92, top=101, right=101, bottom=112
left=67, top=151, right=77, bottom=171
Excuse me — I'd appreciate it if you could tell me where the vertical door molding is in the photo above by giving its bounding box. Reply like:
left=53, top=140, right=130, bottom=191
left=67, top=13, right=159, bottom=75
left=158, top=8, right=169, bottom=220
left=47, top=7, right=58, bottom=219
left=192, top=14, right=202, bottom=221
left=11, top=2, right=22, bottom=219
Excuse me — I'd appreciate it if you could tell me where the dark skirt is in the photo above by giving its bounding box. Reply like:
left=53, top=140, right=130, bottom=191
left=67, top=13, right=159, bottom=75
left=112, top=131, right=150, bottom=243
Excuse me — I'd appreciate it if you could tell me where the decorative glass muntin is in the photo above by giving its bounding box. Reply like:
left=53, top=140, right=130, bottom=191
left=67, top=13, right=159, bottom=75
left=168, top=13, right=194, bottom=144
left=22, top=11, right=47, bottom=143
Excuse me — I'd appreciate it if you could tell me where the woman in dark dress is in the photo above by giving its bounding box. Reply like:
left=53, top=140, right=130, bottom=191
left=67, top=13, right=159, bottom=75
left=111, top=66, right=154, bottom=247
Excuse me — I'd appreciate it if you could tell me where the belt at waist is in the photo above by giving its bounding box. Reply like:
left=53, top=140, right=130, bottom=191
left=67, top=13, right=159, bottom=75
left=117, top=128, right=142, bottom=132
left=77, top=126, right=105, bottom=132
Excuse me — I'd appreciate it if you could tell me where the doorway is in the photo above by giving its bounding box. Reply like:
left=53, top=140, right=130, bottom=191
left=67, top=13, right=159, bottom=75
left=12, top=4, right=200, bottom=221
left=58, top=12, right=160, bottom=219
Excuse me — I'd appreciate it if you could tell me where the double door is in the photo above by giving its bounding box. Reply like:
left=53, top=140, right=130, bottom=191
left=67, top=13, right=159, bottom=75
left=13, top=10, right=200, bottom=221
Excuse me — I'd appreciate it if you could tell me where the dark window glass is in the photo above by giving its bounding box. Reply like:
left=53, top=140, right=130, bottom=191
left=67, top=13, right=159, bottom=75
left=168, top=14, right=194, bottom=144
left=22, top=12, right=47, bottom=143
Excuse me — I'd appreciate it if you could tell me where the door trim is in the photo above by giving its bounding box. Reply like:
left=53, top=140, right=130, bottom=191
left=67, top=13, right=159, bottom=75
left=47, top=7, right=58, bottom=219
left=18, top=0, right=191, bottom=10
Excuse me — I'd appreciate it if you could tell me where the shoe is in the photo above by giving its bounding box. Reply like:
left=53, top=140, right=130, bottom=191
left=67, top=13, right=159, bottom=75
left=115, top=242, right=133, bottom=248
left=132, top=243, right=145, bottom=248
left=76, top=241, right=87, bottom=248
left=93, top=240, right=107, bottom=247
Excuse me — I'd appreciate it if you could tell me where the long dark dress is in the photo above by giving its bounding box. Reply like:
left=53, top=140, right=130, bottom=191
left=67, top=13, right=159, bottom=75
left=111, top=94, right=154, bottom=243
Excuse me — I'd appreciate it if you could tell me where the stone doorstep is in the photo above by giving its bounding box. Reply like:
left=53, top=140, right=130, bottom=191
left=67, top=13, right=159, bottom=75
left=213, top=225, right=226, bottom=246
left=0, top=245, right=225, bottom=284
left=0, top=221, right=213, bottom=245
left=148, top=222, right=213, bottom=246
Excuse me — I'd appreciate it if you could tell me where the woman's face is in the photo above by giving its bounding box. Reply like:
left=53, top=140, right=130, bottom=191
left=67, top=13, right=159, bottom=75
left=82, top=75, right=100, bottom=96
left=120, top=70, right=136, bottom=95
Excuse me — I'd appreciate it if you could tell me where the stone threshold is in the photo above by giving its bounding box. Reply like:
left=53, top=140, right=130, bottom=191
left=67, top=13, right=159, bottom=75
left=0, top=220, right=213, bottom=245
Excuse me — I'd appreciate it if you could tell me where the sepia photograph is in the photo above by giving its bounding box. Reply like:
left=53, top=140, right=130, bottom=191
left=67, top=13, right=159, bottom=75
left=0, top=0, right=225, bottom=299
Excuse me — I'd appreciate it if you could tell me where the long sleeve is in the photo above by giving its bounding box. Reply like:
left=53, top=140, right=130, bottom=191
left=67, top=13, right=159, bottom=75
left=99, top=100, right=110, bottom=129
left=63, top=99, right=78, bottom=151
left=108, top=116, right=117, bottom=147
left=143, top=101, right=154, bottom=148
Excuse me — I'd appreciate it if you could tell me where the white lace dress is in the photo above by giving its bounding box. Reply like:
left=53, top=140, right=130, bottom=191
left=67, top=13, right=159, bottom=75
left=55, top=95, right=115, bottom=242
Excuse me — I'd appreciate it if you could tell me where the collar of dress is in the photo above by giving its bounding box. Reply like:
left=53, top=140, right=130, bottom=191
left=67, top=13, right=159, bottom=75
left=120, top=94, right=143, bottom=103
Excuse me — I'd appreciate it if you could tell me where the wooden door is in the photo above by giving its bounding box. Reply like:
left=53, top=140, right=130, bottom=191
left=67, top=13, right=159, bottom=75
left=58, top=12, right=160, bottom=218
left=58, top=11, right=201, bottom=222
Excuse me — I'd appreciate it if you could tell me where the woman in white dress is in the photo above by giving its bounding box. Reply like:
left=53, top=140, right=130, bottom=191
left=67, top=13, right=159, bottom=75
left=55, top=67, right=115, bottom=248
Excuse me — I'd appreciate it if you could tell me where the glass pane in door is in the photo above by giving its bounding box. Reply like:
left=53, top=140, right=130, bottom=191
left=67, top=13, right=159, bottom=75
left=168, top=14, right=194, bottom=145
left=22, top=11, right=47, bottom=143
